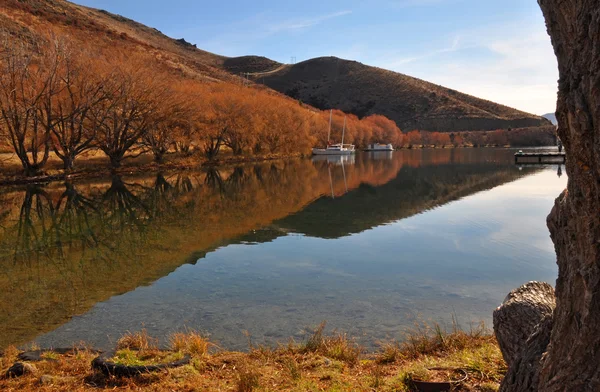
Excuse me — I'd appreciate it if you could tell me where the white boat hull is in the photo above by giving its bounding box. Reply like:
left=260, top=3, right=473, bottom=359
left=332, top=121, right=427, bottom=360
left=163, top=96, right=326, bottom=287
left=364, top=143, right=394, bottom=151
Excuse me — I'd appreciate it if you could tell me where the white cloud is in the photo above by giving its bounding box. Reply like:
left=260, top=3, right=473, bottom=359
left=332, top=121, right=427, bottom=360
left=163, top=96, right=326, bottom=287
left=267, top=10, right=352, bottom=33
left=376, top=21, right=559, bottom=115
left=382, top=35, right=464, bottom=67
left=185, top=9, right=352, bottom=58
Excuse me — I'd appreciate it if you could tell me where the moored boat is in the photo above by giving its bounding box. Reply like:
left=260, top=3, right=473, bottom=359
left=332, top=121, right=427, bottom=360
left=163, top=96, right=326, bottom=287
left=312, top=111, right=356, bottom=156
left=312, top=143, right=356, bottom=155
left=364, top=143, right=394, bottom=151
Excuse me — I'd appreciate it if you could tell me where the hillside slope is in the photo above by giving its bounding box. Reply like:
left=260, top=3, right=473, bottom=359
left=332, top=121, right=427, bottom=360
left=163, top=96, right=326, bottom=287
left=3, top=0, right=551, bottom=136
left=224, top=56, right=549, bottom=133
left=2, top=0, right=233, bottom=83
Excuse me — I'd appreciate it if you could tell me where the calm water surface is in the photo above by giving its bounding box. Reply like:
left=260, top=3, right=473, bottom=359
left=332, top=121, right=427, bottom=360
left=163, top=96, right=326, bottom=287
left=0, top=149, right=566, bottom=350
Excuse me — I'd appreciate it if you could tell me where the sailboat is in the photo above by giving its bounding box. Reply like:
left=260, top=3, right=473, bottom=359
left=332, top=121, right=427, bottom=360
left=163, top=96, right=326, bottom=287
left=312, top=110, right=356, bottom=155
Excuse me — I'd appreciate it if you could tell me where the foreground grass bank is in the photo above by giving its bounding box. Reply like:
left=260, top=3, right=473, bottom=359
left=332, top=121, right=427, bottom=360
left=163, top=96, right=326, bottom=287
left=0, top=323, right=505, bottom=391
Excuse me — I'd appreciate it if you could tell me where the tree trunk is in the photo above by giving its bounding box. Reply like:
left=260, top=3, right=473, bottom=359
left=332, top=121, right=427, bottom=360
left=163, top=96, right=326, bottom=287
left=494, top=282, right=555, bottom=391
left=63, top=154, right=75, bottom=172
left=496, top=1, right=600, bottom=390
left=109, top=155, right=122, bottom=169
left=493, top=282, right=555, bottom=369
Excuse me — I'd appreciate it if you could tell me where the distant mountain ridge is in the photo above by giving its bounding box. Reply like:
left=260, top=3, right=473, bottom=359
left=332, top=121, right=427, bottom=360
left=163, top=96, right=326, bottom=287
left=225, top=56, right=552, bottom=133
left=542, top=113, right=558, bottom=125
left=3, top=0, right=552, bottom=135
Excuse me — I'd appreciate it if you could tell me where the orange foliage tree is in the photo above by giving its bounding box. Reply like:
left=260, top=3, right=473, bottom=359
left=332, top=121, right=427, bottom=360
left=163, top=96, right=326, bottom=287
left=0, top=34, right=54, bottom=175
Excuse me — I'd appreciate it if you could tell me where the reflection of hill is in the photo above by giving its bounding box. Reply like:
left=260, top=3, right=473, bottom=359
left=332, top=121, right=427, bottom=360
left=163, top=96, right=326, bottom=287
left=0, top=150, right=534, bottom=348
left=276, top=163, right=535, bottom=239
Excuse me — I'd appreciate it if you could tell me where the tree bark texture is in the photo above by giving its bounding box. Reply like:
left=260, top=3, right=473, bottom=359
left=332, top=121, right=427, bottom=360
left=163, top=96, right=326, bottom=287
left=493, top=282, right=555, bottom=369
left=494, top=282, right=555, bottom=391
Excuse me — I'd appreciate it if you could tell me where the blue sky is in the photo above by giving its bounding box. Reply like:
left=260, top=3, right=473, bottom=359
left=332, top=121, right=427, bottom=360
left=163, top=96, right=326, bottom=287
left=74, top=0, right=558, bottom=115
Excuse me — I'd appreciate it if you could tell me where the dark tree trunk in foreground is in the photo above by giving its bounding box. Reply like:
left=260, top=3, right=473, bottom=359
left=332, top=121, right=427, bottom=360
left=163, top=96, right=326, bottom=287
left=495, top=1, right=600, bottom=391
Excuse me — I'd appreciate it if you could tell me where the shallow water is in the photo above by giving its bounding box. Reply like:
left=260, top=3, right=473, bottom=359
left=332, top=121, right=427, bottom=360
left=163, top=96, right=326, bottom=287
left=0, top=149, right=566, bottom=350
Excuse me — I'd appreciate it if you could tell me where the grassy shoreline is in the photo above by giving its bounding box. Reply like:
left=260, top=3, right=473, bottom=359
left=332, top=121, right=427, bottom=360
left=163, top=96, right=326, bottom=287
left=0, top=324, right=505, bottom=391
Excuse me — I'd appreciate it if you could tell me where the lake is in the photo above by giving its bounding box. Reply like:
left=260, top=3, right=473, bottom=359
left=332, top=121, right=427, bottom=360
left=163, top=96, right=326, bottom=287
left=0, top=148, right=566, bottom=351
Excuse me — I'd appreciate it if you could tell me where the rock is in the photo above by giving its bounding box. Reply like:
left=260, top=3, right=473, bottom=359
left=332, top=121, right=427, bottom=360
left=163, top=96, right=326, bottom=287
left=175, top=38, right=196, bottom=48
left=5, top=362, right=37, bottom=378
left=493, top=281, right=555, bottom=367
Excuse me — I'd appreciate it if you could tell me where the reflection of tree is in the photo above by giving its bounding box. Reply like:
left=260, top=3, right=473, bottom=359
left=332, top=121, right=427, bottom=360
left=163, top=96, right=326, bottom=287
left=14, top=186, right=56, bottom=264
left=54, top=182, right=99, bottom=252
left=205, top=167, right=226, bottom=195
left=6, top=173, right=204, bottom=267
left=102, top=175, right=151, bottom=235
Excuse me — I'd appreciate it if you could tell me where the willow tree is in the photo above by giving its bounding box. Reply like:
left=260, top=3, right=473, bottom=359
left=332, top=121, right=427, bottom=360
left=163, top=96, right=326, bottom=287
left=495, top=2, right=600, bottom=391
left=141, top=85, right=186, bottom=163
left=92, top=63, right=162, bottom=169
left=44, top=45, right=107, bottom=171
left=0, top=35, right=53, bottom=176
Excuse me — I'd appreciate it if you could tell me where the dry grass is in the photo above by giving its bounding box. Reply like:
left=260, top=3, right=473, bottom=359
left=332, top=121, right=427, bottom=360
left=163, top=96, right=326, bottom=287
left=236, top=366, right=261, bottom=392
left=116, top=329, right=158, bottom=352
left=169, top=330, right=212, bottom=357
left=298, top=321, right=362, bottom=366
left=401, top=319, right=489, bottom=359
left=0, top=323, right=505, bottom=391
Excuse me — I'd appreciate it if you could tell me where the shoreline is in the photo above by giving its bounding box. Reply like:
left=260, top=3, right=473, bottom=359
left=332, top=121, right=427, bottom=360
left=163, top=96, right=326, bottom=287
left=0, top=325, right=505, bottom=391
left=0, top=145, right=558, bottom=187
left=0, top=152, right=305, bottom=187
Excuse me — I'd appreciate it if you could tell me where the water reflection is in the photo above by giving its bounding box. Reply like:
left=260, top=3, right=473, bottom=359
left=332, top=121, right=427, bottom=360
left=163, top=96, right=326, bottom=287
left=0, top=150, right=561, bottom=350
left=311, top=154, right=356, bottom=165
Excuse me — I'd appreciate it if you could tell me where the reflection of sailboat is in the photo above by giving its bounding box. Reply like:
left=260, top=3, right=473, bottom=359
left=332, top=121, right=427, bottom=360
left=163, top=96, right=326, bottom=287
left=311, top=154, right=356, bottom=165
left=326, top=155, right=350, bottom=198
left=312, top=111, right=356, bottom=155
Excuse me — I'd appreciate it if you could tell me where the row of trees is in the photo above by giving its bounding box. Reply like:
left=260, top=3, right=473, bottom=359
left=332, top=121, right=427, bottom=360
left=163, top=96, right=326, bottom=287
left=0, top=34, right=407, bottom=176
left=398, top=128, right=556, bottom=148
left=0, top=33, right=556, bottom=177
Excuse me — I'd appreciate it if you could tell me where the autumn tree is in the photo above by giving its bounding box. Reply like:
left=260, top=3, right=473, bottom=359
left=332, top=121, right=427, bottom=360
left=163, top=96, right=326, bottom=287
left=0, top=34, right=53, bottom=175
left=487, top=129, right=509, bottom=147
left=91, top=61, right=162, bottom=169
left=141, top=83, right=187, bottom=163
left=41, top=43, right=107, bottom=170
left=197, top=85, right=249, bottom=159
left=363, top=114, right=402, bottom=146
left=405, top=130, right=422, bottom=148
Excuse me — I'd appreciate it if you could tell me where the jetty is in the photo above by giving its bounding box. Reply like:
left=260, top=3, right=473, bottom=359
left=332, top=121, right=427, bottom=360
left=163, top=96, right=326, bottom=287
left=514, top=152, right=566, bottom=164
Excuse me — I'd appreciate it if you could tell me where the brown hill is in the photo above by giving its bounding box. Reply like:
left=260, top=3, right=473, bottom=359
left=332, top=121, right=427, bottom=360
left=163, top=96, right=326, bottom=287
left=233, top=56, right=551, bottom=133
left=223, top=55, right=282, bottom=75
left=2, top=0, right=232, bottom=82
left=3, top=0, right=551, bottom=135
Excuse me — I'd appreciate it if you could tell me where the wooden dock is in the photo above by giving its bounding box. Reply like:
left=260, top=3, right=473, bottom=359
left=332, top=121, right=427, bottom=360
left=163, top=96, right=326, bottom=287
left=514, top=152, right=566, bottom=164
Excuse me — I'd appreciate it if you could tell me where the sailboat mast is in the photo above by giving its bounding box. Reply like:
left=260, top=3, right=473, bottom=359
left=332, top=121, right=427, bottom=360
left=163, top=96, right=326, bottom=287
left=327, top=109, right=332, bottom=145
left=341, top=116, right=346, bottom=146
